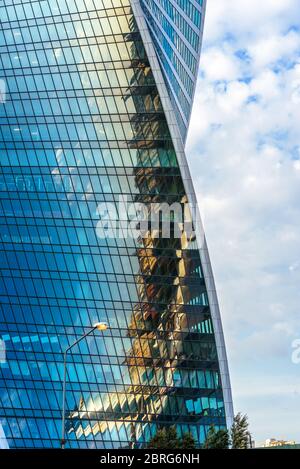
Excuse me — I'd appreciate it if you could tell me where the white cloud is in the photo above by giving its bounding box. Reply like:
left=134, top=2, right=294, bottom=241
left=249, top=30, right=300, bottom=70
left=203, top=0, right=299, bottom=44
left=200, top=47, right=241, bottom=81
left=187, top=0, right=300, bottom=442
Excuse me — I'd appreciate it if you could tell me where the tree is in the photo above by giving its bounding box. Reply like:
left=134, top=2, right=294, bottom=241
left=181, top=432, right=196, bottom=449
left=203, top=425, right=229, bottom=449
left=202, top=413, right=251, bottom=449
left=231, top=413, right=250, bottom=449
left=148, top=414, right=252, bottom=450
left=147, top=427, right=180, bottom=449
left=147, top=427, right=197, bottom=449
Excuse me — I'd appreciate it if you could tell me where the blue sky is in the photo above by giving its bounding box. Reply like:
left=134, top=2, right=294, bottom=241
left=187, top=0, right=300, bottom=445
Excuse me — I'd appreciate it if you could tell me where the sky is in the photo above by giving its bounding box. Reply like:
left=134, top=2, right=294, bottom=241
left=187, top=0, right=300, bottom=445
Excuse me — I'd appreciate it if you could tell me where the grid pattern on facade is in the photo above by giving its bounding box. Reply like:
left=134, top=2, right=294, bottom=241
left=0, top=0, right=226, bottom=448
left=140, top=0, right=204, bottom=140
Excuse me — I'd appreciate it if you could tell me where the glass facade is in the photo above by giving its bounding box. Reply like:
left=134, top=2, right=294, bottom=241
left=140, top=0, right=205, bottom=140
left=0, top=0, right=232, bottom=449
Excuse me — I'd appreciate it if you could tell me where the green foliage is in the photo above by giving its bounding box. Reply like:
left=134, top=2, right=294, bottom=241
left=203, top=413, right=251, bottom=449
left=181, top=432, right=197, bottom=449
left=148, top=413, right=251, bottom=450
left=147, top=427, right=197, bottom=449
left=147, top=427, right=180, bottom=449
left=231, top=412, right=250, bottom=449
left=202, top=425, right=230, bottom=449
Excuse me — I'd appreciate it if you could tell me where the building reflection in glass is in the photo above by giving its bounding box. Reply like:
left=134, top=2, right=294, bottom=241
left=0, top=0, right=228, bottom=449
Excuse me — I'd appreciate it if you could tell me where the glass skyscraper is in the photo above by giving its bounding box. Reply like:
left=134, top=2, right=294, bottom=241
left=0, top=0, right=233, bottom=449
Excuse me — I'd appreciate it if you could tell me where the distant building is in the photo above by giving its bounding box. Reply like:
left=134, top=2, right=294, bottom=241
left=261, top=438, right=299, bottom=449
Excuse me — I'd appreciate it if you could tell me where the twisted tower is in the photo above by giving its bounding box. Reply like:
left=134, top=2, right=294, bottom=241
left=0, top=0, right=233, bottom=448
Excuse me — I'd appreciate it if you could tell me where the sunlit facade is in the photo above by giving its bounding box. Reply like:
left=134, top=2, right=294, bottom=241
left=0, top=0, right=233, bottom=448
